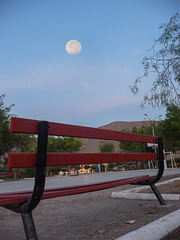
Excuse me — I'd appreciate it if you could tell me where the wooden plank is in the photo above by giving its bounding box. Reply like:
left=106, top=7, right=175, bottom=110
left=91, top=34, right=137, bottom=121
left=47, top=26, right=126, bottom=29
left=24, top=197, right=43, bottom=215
left=10, top=117, right=39, bottom=134
left=8, top=152, right=157, bottom=168
left=10, top=117, right=157, bottom=143
left=2, top=172, right=21, bottom=177
left=49, top=122, right=157, bottom=143
left=0, top=194, right=30, bottom=205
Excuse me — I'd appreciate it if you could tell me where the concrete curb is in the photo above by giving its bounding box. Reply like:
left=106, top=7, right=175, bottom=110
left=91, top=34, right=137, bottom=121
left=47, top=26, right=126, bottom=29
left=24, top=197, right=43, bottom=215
left=111, top=177, right=180, bottom=201
left=112, top=192, right=180, bottom=201
left=115, top=208, right=180, bottom=240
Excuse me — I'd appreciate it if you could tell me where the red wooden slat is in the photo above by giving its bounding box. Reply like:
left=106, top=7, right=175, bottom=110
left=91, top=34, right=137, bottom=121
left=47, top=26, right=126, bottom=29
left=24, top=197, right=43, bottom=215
left=0, top=175, right=153, bottom=206
left=8, top=153, right=36, bottom=168
left=8, top=152, right=157, bottom=168
left=2, top=172, right=21, bottom=177
left=10, top=117, right=39, bottom=134
left=49, top=122, right=157, bottom=143
left=0, top=194, right=30, bottom=205
left=10, top=117, right=157, bottom=143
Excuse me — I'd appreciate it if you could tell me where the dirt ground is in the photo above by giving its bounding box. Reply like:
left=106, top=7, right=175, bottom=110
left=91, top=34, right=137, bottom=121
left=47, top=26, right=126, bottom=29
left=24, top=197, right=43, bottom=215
left=142, top=180, right=180, bottom=194
left=161, top=227, right=180, bottom=240
left=1, top=175, right=180, bottom=240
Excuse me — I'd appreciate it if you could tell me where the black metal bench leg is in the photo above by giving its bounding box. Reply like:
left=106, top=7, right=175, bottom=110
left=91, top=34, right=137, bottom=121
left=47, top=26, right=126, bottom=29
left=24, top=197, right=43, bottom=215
left=21, top=212, right=38, bottom=240
left=150, top=183, right=166, bottom=205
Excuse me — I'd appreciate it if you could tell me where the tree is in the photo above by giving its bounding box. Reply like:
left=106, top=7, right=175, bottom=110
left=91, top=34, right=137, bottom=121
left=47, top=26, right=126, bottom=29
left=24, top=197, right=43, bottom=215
left=47, top=136, right=83, bottom=153
left=99, top=142, right=115, bottom=172
left=119, top=126, right=154, bottom=169
left=158, top=104, right=180, bottom=152
left=99, top=142, right=115, bottom=153
left=0, top=94, right=37, bottom=174
left=119, top=126, right=153, bottom=153
left=130, top=13, right=180, bottom=108
left=0, top=94, right=15, bottom=157
left=13, top=134, right=37, bottom=152
left=47, top=136, right=83, bottom=175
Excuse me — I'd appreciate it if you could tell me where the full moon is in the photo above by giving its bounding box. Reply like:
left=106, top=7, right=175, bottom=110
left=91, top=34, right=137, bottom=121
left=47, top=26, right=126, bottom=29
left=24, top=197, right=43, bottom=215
left=65, top=40, right=82, bottom=55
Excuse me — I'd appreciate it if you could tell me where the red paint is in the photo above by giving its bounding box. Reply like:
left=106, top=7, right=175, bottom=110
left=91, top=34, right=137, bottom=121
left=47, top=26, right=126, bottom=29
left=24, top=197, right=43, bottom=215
left=10, top=117, right=157, bottom=143
left=8, top=152, right=157, bottom=168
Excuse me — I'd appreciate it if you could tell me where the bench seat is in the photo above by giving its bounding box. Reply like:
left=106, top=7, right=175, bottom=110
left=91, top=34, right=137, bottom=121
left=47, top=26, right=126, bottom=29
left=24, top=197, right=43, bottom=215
left=0, top=175, right=153, bottom=206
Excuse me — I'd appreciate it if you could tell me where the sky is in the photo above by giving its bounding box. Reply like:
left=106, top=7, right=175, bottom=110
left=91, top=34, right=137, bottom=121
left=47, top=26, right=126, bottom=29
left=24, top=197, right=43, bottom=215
left=0, top=0, right=180, bottom=127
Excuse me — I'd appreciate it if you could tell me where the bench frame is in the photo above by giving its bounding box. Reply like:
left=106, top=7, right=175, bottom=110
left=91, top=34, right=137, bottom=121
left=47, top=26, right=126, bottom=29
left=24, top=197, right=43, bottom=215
left=1, top=117, right=166, bottom=240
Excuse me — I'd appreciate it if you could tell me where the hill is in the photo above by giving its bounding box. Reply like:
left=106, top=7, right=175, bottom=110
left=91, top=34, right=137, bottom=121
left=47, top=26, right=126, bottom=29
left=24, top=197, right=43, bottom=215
left=80, top=121, right=151, bottom=153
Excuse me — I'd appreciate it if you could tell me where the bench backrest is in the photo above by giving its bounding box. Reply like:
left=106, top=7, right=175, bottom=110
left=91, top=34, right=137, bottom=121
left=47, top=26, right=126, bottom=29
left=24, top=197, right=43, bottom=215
left=8, top=117, right=160, bottom=169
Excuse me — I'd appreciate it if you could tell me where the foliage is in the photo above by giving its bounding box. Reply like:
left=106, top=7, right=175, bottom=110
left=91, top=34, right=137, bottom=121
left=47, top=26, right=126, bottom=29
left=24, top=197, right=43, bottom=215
left=0, top=94, right=37, bottom=175
left=0, top=94, right=37, bottom=155
left=130, top=13, right=180, bottom=107
left=0, top=157, right=8, bottom=172
left=90, top=164, right=96, bottom=172
left=99, top=142, right=115, bottom=153
left=119, top=126, right=154, bottom=169
left=47, top=136, right=83, bottom=153
left=158, top=104, right=180, bottom=152
left=48, top=166, right=62, bottom=175
left=107, top=163, right=118, bottom=171
left=119, top=126, right=153, bottom=153
left=13, top=134, right=37, bottom=152
left=84, top=164, right=90, bottom=170
left=99, top=142, right=115, bottom=172
left=47, top=136, right=83, bottom=175
left=0, top=94, right=15, bottom=156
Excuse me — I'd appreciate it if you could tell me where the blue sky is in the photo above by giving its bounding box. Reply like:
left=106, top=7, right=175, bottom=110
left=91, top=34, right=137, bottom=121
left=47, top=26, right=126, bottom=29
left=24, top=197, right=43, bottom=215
left=1, top=0, right=179, bottom=127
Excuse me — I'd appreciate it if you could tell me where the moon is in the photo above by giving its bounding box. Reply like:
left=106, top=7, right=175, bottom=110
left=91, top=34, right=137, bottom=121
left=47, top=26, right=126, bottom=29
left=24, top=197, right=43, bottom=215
left=65, top=40, right=82, bottom=55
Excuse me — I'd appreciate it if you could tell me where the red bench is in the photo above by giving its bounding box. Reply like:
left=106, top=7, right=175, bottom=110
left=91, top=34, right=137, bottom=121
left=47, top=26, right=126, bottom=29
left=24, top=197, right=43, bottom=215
left=0, top=117, right=165, bottom=240
left=2, top=172, right=21, bottom=178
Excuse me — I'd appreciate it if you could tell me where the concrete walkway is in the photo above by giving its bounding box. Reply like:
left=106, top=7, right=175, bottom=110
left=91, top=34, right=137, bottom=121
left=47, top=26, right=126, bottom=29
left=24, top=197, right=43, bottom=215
left=1, top=168, right=180, bottom=193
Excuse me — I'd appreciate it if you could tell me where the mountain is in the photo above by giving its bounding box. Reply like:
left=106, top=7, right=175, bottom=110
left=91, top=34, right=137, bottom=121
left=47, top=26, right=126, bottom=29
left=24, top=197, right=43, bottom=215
left=80, top=121, right=151, bottom=153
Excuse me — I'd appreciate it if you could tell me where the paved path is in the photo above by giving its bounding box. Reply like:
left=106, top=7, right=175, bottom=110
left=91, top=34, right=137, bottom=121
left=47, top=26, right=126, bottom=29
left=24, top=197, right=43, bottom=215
left=1, top=168, right=180, bottom=193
